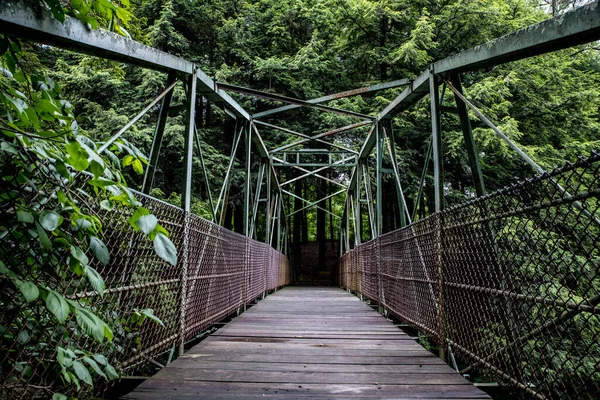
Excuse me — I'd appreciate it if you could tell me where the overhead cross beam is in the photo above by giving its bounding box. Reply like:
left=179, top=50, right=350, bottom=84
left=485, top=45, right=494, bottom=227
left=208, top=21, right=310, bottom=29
left=270, top=121, right=372, bottom=154
left=254, top=120, right=358, bottom=154
left=218, top=82, right=375, bottom=120
left=275, top=155, right=356, bottom=187
left=253, top=78, right=410, bottom=118
left=282, top=189, right=344, bottom=219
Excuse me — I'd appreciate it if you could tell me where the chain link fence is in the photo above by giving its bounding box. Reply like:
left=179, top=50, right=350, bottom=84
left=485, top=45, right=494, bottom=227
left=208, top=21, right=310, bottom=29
left=339, top=151, right=600, bottom=399
left=0, top=186, right=289, bottom=398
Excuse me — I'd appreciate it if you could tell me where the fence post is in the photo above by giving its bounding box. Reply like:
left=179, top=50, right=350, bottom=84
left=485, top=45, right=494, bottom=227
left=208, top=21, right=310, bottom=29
left=179, top=71, right=196, bottom=356
left=435, top=213, right=447, bottom=362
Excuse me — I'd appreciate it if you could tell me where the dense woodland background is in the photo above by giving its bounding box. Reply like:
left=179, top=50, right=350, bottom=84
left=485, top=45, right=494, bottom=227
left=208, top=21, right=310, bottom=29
left=1, top=0, right=599, bottom=397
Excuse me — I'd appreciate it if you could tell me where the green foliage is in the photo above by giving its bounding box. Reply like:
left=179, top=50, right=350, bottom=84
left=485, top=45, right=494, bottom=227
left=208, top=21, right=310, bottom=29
left=0, top=1, right=177, bottom=397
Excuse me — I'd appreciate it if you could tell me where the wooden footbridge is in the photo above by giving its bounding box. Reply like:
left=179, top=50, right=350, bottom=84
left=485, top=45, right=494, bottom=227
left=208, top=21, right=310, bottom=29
left=124, top=288, right=489, bottom=399
left=1, top=2, right=600, bottom=400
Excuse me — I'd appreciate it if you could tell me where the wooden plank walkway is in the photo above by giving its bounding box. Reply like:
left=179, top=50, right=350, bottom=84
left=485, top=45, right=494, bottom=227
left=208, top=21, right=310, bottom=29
left=124, top=287, right=490, bottom=399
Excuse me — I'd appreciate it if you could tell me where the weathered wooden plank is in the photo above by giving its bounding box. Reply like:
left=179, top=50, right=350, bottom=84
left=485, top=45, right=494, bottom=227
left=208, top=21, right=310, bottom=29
left=154, top=360, right=456, bottom=374
left=123, top=381, right=490, bottom=399
left=179, top=354, right=446, bottom=364
left=150, top=369, right=474, bottom=385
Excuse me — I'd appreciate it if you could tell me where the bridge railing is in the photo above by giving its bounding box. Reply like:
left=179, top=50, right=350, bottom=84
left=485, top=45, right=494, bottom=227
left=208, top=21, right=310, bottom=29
left=1, top=189, right=289, bottom=398
left=339, top=151, right=600, bottom=399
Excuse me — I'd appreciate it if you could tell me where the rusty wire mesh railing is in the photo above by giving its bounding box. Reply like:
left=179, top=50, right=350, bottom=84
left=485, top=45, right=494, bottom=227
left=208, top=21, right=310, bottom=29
left=339, top=151, right=600, bottom=399
left=0, top=188, right=289, bottom=399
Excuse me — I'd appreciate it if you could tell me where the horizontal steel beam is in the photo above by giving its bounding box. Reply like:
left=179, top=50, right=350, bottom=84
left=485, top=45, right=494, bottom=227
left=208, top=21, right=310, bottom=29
left=270, top=121, right=372, bottom=153
left=253, top=78, right=410, bottom=118
left=0, top=2, right=250, bottom=121
left=218, top=82, right=375, bottom=120
left=274, top=163, right=356, bottom=168
left=254, top=120, right=358, bottom=154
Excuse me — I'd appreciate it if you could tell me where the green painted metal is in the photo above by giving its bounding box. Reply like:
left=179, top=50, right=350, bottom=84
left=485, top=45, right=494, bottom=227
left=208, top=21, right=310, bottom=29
left=182, top=73, right=197, bottom=212
left=269, top=121, right=371, bottom=154
left=375, top=123, right=383, bottom=236
left=254, top=120, right=358, bottom=154
left=284, top=189, right=346, bottom=218
left=244, top=122, right=252, bottom=237
left=252, top=78, right=410, bottom=118
left=250, top=163, right=266, bottom=238
left=99, top=79, right=178, bottom=155
left=450, top=74, right=486, bottom=197
left=276, top=156, right=356, bottom=187
left=383, top=127, right=411, bottom=226
left=219, top=82, right=375, bottom=120
left=430, top=70, right=444, bottom=213
left=142, top=73, right=177, bottom=194
left=215, top=126, right=244, bottom=218
left=412, top=136, right=432, bottom=221
left=194, top=125, right=216, bottom=222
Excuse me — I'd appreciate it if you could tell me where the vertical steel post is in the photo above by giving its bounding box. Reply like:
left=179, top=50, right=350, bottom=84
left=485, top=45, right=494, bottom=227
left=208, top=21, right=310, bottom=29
left=375, top=123, right=383, bottom=237
left=354, top=189, right=361, bottom=245
left=383, top=122, right=407, bottom=227
left=143, top=72, right=176, bottom=194
left=276, top=195, right=282, bottom=250
left=266, top=155, right=273, bottom=244
left=250, top=163, right=265, bottom=238
left=244, top=121, right=252, bottom=237
left=430, top=69, right=446, bottom=362
left=179, top=71, right=197, bottom=356
left=450, top=73, right=486, bottom=196
left=430, top=69, right=443, bottom=213
left=194, top=125, right=217, bottom=221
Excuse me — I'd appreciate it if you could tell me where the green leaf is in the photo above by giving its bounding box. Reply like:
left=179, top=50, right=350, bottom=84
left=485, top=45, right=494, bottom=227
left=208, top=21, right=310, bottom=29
left=131, top=158, right=143, bottom=175
left=17, top=211, right=34, bottom=224
left=105, top=363, right=119, bottom=379
left=89, top=236, right=109, bottom=266
left=128, top=207, right=150, bottom=231
left=44, top=0, right=66, bottom=22
left=39, top=210, right=63, bottom=231
left=83, top=356, right=106, bottom=379
left=36, top=222, right=52, bottom=250
left=140, top=309, right=165, bottom=327
left=52, top=393, right=68, bottom=400
left=17, top=329, right=29, bottom=344
left=46, top=290, right=70, bottom=323
left=103, top=323, right=114, bottom=341
left=55, top=160, right=71, bottom=180
left=88, top=177, right=119, bottom=187
left=72, top=360, right=93, bottom=386
left=70, top=245, right=89, bottom=266
left=154, top=233, right=177, bottom=266
left=122, top=155, right=134, bottom=167
left=84, top=265, right=106, bottom=296
left=136, top=215, right=157, bottom=235
left=17, top=281, right=39, bottom=303
left=75, top=307, right=104, bottom=343
left=1, top=141, right=18, bottom=155
left=100, top=200, right=114, bottom=211
left=66, top=140, right=89, bottom=172
left=73, top=218, right=92, bottom=232
left=93, top=354, right=107, bottom=366
left=57, top=347, right=72, bottom=368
